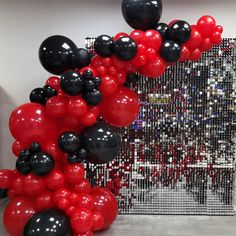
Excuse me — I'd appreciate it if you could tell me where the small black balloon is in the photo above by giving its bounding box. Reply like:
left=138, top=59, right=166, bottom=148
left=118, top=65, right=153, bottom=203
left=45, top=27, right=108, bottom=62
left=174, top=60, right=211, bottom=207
left=19, top=149, right=32, bottom=160
left=30, top=88, right=47, bottom=105
left=83, top=89, right=102, bottom=106
left=39, top=35, right=77, bottom=75
left=127, top=74, right=139, bottom=83
left=156, top=23, right=169, bottom=41
left=23, top=209, right=72, bottom=236
left=94, top=35, right=114, bottom=57
left=68, top=154, right=83, bottom=164
left=84, top=80, right=96, bottom=91
left=30, top=142, right=41, bottom=153
left=93, top=77, right=102, bottom=87
left=0, top=189, right=8, bottom=199
left=81, top=122, right=121, bottom=164
left=30, top=152, right=55, bottom=176
left=168, top=20, right=191, bottom=44
left=122, top=0, right=163, bottom=30
left=70, top=48, right=91, bottom=69
left=16, top=150, right=32, bottom=175
left=43, top=85, right=57, bottom=99
left=77, top=149, right=88, bottom=159
left=160, top=40, right=181, bottom=62
left=114, top=36, right=137, bottom=61
left=58, top=131, right=81, bottom=154
left=83, top=69, right=94, bottom=80
left=60, top=70, right=84, bottom=96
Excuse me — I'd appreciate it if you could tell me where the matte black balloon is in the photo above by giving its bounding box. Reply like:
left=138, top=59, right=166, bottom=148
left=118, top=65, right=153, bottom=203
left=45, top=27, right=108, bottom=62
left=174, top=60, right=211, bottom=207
left=29, top=142, right=41, bottom=154
left=81, top=123, right=121, bottom=164
left=29, top=88, right=47, bottom=105
left=43, top=85, right=57, bottom=99
left=39, top=35, right=77, bottom=75
left=23, top=209, right=72, bottom=236
left=94, top=35, right=114, bottom=57
left=16, top=149, right=32, bottom=175
left=60, top=70, right=84, bottom=96
left=168, top=20, right=191, bottom=44
left=58, top=131, right=81, bottom=154
left=156, top=23, right=169, bottom=41
left=0, top=189, right=8, bottom=199
left=114, top=36, right=137, bottom=61
left=70, top=48, right=91, bottom=69
left=160, top=40, right=181, bottom=62
left=30, top=152, right=55, bottom=176
left=83, top=89, right=102, bottom=106
left=122, top=0, right=163, bottom=30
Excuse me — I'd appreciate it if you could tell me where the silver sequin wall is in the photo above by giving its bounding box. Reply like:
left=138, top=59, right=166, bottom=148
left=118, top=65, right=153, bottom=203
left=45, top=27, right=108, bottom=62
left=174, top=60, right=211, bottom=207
left=85, top=38, right=236, bottom=215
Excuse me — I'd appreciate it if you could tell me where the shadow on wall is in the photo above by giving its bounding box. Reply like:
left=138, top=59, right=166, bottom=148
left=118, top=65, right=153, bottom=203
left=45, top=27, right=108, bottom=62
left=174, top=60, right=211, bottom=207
left=0, top=87, right=16, bottom=169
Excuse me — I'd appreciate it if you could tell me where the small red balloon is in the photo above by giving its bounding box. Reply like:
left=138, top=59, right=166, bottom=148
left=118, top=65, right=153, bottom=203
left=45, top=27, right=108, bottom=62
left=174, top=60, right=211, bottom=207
left=215, top=25, right=223, bottom=34
left=197, top=15, right=216, bottom=37
left=211, top=31, right=222, bottom=45
left=76, top=193, right=95, bottom=210
left=46, top=76, right=60, bottom=91
left=80, top=111, right=97, bottom=127
left=100, top=86, right=140, bottom=127
left=63, top=164, right=85, bottom=184
left=199, top=38, right=213, bottom=51
left=130, top=30, right=144, bottom=44
left=100, top=75, right=118, bottom=96
left=0, top=169, right=15, bottom=189
left=46, top=170, right=65, bottom=190
left=179, top=46, right=190, bottom=62
left=35, top=191, right=54, bottom=210
left=68, top=97, right=88, bottom=117
left=92, top=211, right=104, bottom=231
left=11, top=176, right=24, bottom=196
left=90, top=56, right=103, bottom=68
left=114, top=32, right=129, bottom=41
left=189, top=48, right=202, bottom=61
left=184, top=26, right=202, bottom=49
left=12, top=141, right=25, bottom=156
left=141, top=30, right=162, bottom=51
left=23, top=174, right=46, bottom=196
left=70, top=178, right=91, bottom=194
left=46, top=96, right=67, bottom=118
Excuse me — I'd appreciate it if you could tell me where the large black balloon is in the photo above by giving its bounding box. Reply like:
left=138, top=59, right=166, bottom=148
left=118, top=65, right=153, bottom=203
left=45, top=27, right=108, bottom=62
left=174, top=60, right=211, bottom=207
left=81, top=123, right=121, bottom=164
left=168, top=20, right=191, bottom=44
left=60, top=70, right=84, bottom=96
left=70, top=48, right=91, bottom=69
left=114, top=36, right=137, bottom=61
left=94, top=35, right=114, bottom=57
left=160, top=40, right=181, bottom=62
left=39, top=35, right=77, bottom=75
left=23, top=209, right=72, bottom=236
left=122, top=0, right=163, bottom=30
left=58, top=131, right=81, bottom=154
left=30, top=152, right=55, bottom=176
left=156, top=23, right=169, bottom=41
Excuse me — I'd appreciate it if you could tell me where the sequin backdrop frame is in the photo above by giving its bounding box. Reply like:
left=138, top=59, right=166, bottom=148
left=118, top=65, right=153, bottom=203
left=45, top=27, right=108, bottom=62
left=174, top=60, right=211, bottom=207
left=85, top=38, right=236, bottom=215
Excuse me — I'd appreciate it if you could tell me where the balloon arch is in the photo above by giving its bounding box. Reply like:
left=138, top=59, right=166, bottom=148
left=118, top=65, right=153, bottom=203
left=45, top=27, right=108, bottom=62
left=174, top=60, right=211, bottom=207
left=0, top=0, right=223, bottom=235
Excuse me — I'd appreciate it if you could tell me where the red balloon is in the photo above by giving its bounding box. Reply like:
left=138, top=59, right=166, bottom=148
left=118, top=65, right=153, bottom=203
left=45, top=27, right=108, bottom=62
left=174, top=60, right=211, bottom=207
left=189, top=48, right=202, bottom=61
left=70, top=178, right=91, bottom=194
left=199, top=38, right=213, bottom=51
left=96, top=66, right=108, bottom=77
left=100, top=86, right=139, bottom=127
left=100, top=75, right=118, bottom=96
left=139, top=56, right=166, bottom=78
left=0, top=169, right=15, bottom=189
left=211, top=31, right=222, bottom=45
left=46, top=76, right=60, bottom=91
left=215, top=25, right=223, bottom=34
left=102, top=57, right=113, bottom=68
left=132, top=54, right=148, bottom=67
left=179, top=46, right=190, bottom=62
left=46, top=170, right=65, bottom=190
left=42, top=141, right=64, bottom=161
left=89, top=106, right=100, bottom=117
left=80, top=111, right=97, bottom=127
left=184, top=26, right=202, bottom=49
left=75, top=193, right=95, bottom=210
left=35, top=191, right=54, bottom=210
left=68, top=97, right=88, bottom=117
left=112, top=56, right=127, bottom=69
left=92, top=211, right=104, bottom=231
left=74, top=231, right=94, bottom=236
left=53, top=188, right=71, bottom=203
left=197, top=15, right=216, bottom=37
left=4, top=197, right=35, bottom=236
left=71, top=208, right=94, bottom=234
left=90, top=56, right=103, bottom=68
left=168, top=19, right=179, bottom=27
left=46, top=96, right=67, bottom=118
left=146, top=48, right=157, bottom=61
left=141, top=30, right=162, bottom=51
left=90, top=187, right=118, bottom=230
left=130, top=30, right=144, bottom=44
left=114, top=70, right=127, bottom=85
left=9, top=103, right=57, bottom=145
left=23, top=174, right=46, bottom=196
left=63, top=164, right=85, bottom=184
left=114, top=32, right=129, bottom=41
left=12, top=141, right=25, bottom=156
left=11, top=176, right=24, bottom=196
left=108, top=66, right=118, bottom=77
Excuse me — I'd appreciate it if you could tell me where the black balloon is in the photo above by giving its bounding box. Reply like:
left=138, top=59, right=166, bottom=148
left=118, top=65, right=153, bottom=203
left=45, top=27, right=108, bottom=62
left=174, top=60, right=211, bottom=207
left=58, top=131, right=81, bottom=154
left=0, top=189, right=8, bottom=199
left=23, top=209, right=72, bottom=236
left=16, top=149, right=32, bottom=175
left=43, top=85, right=57, bottom=99
left=83, top=89, right=102, bottom=106
left=94, top=35, right=114, bottom=57
left=30, top=152, right=55, bottom=176
left=29, top=142, right=41, bottom=154
left=39, top=35, right=77, bottom=75
left=68, top=153, right=83, bottom=164
left=160, top=40, right=181, bottom=62
left=114, top=36, right=137, bottom=61
left=29, top=88, right=47, bottom=105
left=93, top=77, right=102, bottom=87
left=81, top=122, right=121, bottom=164
left=60, top=70, right=84, bottom=96
left=168, top=20, right=191, bottom=44
left=156, top=23, right=169, bottom=41
left=122, top=0, right=163, bottom=30
left=70, top=48, right=91, bottom=69
left=126, top=73, right=139, bottom=83
left=84, top=80, right=96, bottom=91
left=83, top=69, right=94, bottom=80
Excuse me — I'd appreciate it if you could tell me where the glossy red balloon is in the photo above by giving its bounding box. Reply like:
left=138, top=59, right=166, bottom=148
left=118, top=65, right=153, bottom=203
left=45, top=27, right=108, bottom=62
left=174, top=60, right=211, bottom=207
left=9, top=103, right=57, bottom=145
left=92, top=211, right=104, bottom=231
left=35, top=191, right=54, bottom=210
left=215, top=25, right=223, bottom=34
left=75, top=193, right=95, bottom=210
left=211, top=31, right=222, bottom=45
left=100, top=86, right=139, bottom=127
left=68, top=97, right=88, bottom=117
left=0, top=169, right=15, bottom=189
left=184, top=26, right=202, bottom=49
left=96, top=66, right=107, bottom=77
left=46, top=96, right=67, bottom=118
left=12, top=141, right=25, bottom=156
left=90, top=56, right=103, bottom=68
left=71, top=208, right=94, bottom=234
left=90, top=187, right=118, bottom=230
left=114, top=32, right=129, bottom=41
left=197, top=15, right=216, bottom=37
left=141, top=30, right=162, bottom=51
left=139, top=56, right=166, bottom=78
left=80, top=111, right=97, bottom=127
left=100, top=75, right=118, bottom=96
left=130, top=30, right=144, bottom=44
left=189, top=48, right=202, bottom=61
left=199, top=38, right=213, bottom=51
left=70, top=178, right=91, bottom=194
left=23, top=174, right=46, bottom=196
left=46, top=76, right=60, bottom=91
left=179, top=46, right=190, bottom=62
left=42, top=141, right=64, bottom=161
left=4, top=197, right=35, bottom=236
left=46, top=170, right=65, bottom=190
left=11, top=176, right=24, bottom=195
left=63, top=164, right=85, bottom=184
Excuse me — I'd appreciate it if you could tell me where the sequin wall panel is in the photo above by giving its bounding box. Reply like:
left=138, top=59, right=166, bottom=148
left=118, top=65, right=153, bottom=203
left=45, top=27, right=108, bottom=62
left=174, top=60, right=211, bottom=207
left=85, top=38, right=236, bottom=215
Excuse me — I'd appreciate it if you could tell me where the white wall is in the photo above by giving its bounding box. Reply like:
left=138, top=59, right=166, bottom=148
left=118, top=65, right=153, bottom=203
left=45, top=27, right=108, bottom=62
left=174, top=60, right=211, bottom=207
left=0, top=0, right=236, bottom=168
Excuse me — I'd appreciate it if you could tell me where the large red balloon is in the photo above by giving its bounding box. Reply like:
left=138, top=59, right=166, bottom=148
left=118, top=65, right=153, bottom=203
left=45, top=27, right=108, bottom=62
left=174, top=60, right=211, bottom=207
left=4, top=197, right=35, bottom=236
left=9, top=103, right=57, bottom=145
left=90, top=187, right=118, bottom=230
left=100, top=87, right=139, bottom=127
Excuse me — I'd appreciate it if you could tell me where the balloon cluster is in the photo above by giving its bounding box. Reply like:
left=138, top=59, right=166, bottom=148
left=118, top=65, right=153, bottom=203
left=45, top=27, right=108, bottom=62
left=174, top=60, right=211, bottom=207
left=0, top=0, right=224, bottom=235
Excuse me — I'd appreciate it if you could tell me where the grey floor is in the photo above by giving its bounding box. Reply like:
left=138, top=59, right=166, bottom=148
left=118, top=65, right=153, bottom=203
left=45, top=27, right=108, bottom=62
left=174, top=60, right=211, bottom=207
left=1, top=200, right=235, bottom=236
